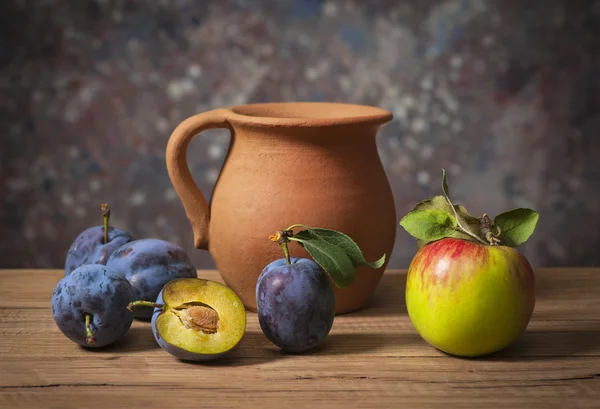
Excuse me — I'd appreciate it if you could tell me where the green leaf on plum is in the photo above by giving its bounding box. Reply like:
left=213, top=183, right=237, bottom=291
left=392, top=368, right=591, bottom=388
left=494, top=208, right=539, bottom=247
left=399, top=208, right=458, bottom=242
left=290, top=232, right=356, bottom=288
left=292, top=228, right=386, bottom=269
left=287, top=227, right=387, bottom=288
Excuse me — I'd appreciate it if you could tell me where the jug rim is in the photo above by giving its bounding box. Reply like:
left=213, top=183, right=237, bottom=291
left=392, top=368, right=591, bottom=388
left=225, top=102, right=393, bottom=128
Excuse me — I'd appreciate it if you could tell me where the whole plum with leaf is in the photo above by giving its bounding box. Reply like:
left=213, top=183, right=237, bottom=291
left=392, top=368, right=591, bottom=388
left=128, top=278, right=246, bottom=361
left=256, top=226, right=386, bottom=353
left=52, top=264, right=134, bottom=348
left=256, top=257, right=335, bottom=353
left=400, top=170, right=539, bottom=357
left=65, top=204, right=135, bottom=276
left=106, top=238, right=197, bottom=320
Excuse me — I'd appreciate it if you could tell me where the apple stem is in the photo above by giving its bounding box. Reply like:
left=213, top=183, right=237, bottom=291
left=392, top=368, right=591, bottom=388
left=101, top=204, right=110, bottom=245
left=443, top=200, right=488, bottom=245
left=127, top=301, right=164, bottom=312
left=455, top=221, right=488, bottom=245
left=84, top=313, right=96, bottom=345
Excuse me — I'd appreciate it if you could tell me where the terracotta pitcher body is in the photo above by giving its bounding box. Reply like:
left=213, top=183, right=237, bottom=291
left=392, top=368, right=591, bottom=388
left=166, top=102, right=396, bottom=314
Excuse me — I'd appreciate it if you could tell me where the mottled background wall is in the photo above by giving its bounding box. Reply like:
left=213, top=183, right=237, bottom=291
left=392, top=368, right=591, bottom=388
left=2, top=0, right=599, bottom=270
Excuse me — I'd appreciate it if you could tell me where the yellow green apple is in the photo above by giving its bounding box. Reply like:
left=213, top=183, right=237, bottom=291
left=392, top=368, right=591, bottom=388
left=400, top=170, right=539, bottom=358
left=406, top=237, right=535, bottom=357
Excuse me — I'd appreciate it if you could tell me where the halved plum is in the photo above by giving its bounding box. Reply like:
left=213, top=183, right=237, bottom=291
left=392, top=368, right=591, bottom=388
left=129, top=278, right=246, bottom=361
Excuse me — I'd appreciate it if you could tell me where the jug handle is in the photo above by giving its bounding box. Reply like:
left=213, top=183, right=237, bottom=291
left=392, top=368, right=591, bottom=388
left=165, top=109, right=231, bottom=250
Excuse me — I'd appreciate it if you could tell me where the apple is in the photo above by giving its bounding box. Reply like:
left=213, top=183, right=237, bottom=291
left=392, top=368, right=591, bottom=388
left=399, top=169, right=540, bottom=358
left=405, top=237, right=535, bottom=357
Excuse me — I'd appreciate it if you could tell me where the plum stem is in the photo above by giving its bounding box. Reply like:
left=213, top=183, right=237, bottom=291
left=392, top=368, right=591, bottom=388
left=84, top=313, right=96, bottom=345
left=101, top=204, right=110, bottom=244
left=286, top=223, right=309, bottom=231
left=281, top=241, right=291, bottom=265
left=127, top=301, right=164, bottom=312
left=269, top=230, right=293, bottom=264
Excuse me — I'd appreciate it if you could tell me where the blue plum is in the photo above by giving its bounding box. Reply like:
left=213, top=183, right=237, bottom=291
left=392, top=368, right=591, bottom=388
left=65, top=204, right=134, bottom=275
left=65, top=226, right=135, bottom=275
left=106, top=239, right=197, bottom=320
left=51, top=264, right=134, bottom=348
left=256, top=257, right=335, bottom=353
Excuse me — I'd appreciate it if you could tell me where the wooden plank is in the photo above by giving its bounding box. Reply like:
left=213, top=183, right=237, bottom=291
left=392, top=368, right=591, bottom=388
left=0, top=269, right=599, bottom=408
left=2, top=385, right=598, bottom=409
left=1, top=354, right=600, bottom=386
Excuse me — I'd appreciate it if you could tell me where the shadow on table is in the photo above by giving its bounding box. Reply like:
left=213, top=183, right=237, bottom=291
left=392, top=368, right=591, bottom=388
left=177, top=331, right=282, bottom=367
left=194, top=332, right=422, bottom=364
left=476, top=324, right=600, bottom=362
left=83, top=324, right=160, bottom=354
left=308, top=332, right=420, bottom=356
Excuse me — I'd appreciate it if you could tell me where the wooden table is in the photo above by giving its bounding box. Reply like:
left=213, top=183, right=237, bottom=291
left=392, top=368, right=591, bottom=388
left=1, top=269, right=599, bottom=408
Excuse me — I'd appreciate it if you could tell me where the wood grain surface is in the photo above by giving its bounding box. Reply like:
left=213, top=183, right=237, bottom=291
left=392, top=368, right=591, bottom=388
left=1, top=269, right=599, bottom=408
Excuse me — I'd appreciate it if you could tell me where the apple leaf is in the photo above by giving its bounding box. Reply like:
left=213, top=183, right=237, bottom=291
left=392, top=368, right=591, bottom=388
left=289, top=227, right=386, bottom=288
left=399, top=208, right=457, bottom=242
left=442, top=168, right=450, bottom=200
left=412, top=196, right=480, bottom=228
left=407, top=195, right=481, bottom=245
left=494, top=208, right=540, bottom=247
left=439, top=169, right=489, bottom=245
left=400, top=169, right=539, bottom=250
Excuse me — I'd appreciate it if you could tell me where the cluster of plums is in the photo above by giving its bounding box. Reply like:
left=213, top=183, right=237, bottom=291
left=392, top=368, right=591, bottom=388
left=51, top=206, right=336, bottom=360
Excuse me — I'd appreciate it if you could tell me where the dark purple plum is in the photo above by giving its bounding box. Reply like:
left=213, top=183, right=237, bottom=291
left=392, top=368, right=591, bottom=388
left=65, top=204, right=134, bottom=276
left=256, top=257, right=335, bottom=353
left=51, top=264, right=134, bottom=348
left=106, top=239, right=197, bottom=320
left=65, top=227, right=135, bottom=275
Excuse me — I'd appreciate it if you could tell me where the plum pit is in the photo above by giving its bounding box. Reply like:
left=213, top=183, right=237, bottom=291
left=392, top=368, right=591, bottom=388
left=172, top=302, right=219, bottom=334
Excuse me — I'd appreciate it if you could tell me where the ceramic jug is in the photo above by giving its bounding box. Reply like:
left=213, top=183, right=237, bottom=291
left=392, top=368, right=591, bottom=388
left=166, top=102, right=396, bottom=314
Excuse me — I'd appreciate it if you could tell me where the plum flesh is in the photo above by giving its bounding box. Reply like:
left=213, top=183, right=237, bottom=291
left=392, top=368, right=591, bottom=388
left=51, top=264, right=134, bottom=348
left=256, top=257, right=335, bottom=353
left=139, top=278, right=246, bottom=361
left=107, top=239, right=197, bottom=319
